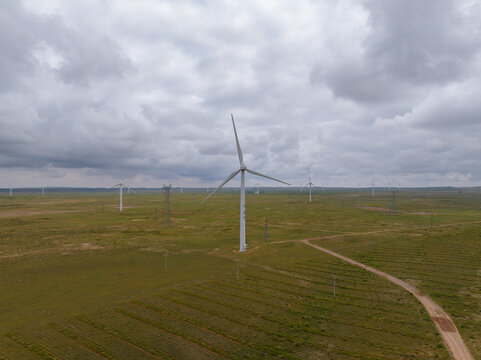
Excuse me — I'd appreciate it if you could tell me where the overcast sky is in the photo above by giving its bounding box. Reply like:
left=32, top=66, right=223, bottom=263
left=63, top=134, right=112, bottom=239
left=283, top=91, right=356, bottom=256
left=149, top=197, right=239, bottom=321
left=1, top=0, right=481, bottom=188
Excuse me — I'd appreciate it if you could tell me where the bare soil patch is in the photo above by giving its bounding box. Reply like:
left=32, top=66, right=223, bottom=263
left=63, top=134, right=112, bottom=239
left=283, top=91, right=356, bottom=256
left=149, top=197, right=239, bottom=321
left=80, top=242, right=102, bottom=250
left=359, top=205, right=390, bottom=212
left=433, top=317, right=457, bottom=333
left=0, top=209, right=91, bottom=218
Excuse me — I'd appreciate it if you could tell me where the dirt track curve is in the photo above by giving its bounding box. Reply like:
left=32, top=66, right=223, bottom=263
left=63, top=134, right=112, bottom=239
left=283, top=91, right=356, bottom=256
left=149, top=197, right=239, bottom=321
left=303, top=239, right=474, bottom=360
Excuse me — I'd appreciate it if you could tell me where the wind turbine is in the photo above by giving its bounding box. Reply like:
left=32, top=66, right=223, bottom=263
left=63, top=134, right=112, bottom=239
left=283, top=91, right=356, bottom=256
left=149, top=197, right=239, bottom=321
left=255, top=180, right=260, bottom=196
left=202, top=114, right=290, bottom=252
left=304, top=169, right=315, bottom=202
left=110, top=183, right=134, bottom=212
left=371, top=179, right=375, bottom=197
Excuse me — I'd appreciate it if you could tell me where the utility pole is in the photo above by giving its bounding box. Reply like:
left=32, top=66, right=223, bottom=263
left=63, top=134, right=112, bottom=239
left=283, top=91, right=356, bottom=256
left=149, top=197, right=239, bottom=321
left=391, top=190, right=397, bottom=214
left=162, top=185, right=171, bottom=226
left=264, top=217, right=269, bottom=242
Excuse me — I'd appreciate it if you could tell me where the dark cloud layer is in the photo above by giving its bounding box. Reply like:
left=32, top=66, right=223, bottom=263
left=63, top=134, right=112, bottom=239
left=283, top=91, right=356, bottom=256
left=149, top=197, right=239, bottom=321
left=1, top=0, right=481, bottom=187
left=313, top=0, right=481, bottom=105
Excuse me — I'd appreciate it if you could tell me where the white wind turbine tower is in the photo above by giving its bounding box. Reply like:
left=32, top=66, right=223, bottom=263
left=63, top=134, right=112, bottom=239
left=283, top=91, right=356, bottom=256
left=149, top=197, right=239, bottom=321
left=110, top=183, right=135, bottom=212
left=304, top=169, right=315, bottom=202
left=255, top=180, right=260, bottom=195
left=202, top=114, right=290, bottom=252
left=371, top=179, right=375, bottom=196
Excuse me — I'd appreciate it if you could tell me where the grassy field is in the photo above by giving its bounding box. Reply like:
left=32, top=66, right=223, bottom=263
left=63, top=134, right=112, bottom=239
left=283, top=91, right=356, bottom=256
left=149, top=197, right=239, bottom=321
left=0, top=189, right=479, bottom=359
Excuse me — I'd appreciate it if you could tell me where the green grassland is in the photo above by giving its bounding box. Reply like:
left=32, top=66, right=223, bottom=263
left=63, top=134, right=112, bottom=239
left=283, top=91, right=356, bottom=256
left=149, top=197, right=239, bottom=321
left=0, top=189, right=480, bottom=359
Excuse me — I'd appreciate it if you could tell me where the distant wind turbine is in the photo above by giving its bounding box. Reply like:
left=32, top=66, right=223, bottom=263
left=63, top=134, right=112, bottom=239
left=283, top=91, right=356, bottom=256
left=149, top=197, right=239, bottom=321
left=9, top=187, right=12, bottom=197
left=371, top=180, right=375, bottom=197
left=202, top=114, right=290, bottom=252
left=304, top=169, right=315, bottom=203
left=110, top=183, right=135, bottom=212
left=255, top=180, right=260, bottom=196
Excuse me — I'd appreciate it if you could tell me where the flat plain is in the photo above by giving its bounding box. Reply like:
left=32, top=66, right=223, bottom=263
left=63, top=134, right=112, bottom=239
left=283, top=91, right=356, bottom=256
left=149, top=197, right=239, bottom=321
left=0, top=189, right=479, bottom=359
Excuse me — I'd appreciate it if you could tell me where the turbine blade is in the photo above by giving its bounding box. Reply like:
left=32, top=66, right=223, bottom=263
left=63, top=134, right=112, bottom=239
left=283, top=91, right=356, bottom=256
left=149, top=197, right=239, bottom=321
left=108, top=184, right=122, bottom=190
left=246, top=168, right=291, bottom=186
left=231, top=114, right=244, bottom=166
left=201, top=169, right=241, bottom=204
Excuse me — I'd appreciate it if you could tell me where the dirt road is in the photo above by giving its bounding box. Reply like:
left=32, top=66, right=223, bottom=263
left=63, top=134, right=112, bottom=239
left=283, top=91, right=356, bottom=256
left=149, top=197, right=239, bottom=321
left=303, top=239, right=474, bottom=360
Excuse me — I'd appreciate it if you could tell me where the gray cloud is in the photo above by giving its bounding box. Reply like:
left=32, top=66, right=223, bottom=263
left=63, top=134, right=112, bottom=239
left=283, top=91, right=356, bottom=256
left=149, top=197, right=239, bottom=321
left=313, top=0, right=481, bottom=104
left=54, top=35, right=133, bottom=85
left=365, top=0, right=479, bottom=83
left=1, top=0, right=481, bottom=188
left=0, top=2, right=40, bottom=92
